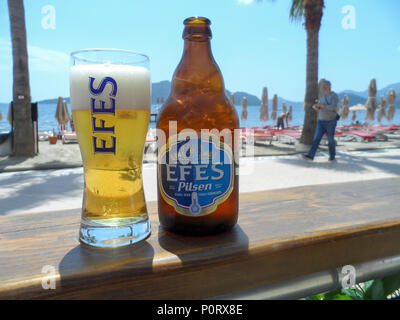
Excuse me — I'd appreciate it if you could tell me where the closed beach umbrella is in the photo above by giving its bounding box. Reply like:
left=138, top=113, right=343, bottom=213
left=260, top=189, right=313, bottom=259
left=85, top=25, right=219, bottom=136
left=55, top=97, right=71, bottom=131
left=365, top=79, right=378, bottom=121
left=271, top=94, right=278, bottom=121
left=0, top=110, right=2, bottom=121
left=230, top=93, right=235, bottom=106
left=241, top=97, right=248, bottom=121
left=340, top=95, right=350, bottom=120
left=63, top=100, right=71, bottom=123
left=387, top=89, right=397, bottom=123
left=55, top=96, right=63, bottom=123
left=288, top=105, right=293, bottom=121
left=377, top=95, right=386, bottom=123
left=318, top=78, right=325, bottom=101
left=313, top=78, right=326, bottom=113
left=282, top=102, right=287, bottom=114
left=259, top=87, right=269, bottom=122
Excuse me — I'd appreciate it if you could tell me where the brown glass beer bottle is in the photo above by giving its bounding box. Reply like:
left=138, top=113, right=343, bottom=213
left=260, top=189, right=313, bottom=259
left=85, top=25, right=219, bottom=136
left=157, top=17, right=239, bottom=235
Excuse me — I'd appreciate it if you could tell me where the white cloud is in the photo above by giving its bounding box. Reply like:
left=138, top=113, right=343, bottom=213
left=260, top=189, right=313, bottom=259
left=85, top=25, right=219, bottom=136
left=28, top=45, right=69, bottom=73
left=0, top=38, right=69, bottom=73
left=238, top=0, right=254, bottom=5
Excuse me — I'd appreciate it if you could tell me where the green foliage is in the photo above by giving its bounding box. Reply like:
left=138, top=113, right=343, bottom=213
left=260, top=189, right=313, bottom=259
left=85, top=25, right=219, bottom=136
left=289, top=0, right=306, bottom=21
left=304, top=274, right=400, bottom=300
left=262, top=0, right=305, bottom=22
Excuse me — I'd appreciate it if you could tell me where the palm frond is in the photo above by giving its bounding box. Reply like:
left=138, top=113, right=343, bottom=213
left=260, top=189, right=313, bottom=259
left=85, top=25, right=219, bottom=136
left=259, top=0, right=305, bottom=22
left=289, top=0, right=305, bottom=22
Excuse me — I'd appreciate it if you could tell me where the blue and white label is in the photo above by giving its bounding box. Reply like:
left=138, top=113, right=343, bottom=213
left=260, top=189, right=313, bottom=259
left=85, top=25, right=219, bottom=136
left=158, top=136, right=234, bottom=217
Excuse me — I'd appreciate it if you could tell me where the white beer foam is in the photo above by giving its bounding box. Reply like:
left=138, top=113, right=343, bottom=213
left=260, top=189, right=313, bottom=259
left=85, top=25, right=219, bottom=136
left=70, top=64, right=151, bottom=110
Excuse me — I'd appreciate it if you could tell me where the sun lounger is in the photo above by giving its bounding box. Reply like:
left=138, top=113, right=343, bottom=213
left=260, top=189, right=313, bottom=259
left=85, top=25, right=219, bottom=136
left=370, top=125, right=399, bottom=133
left=272, top=128, right=300, bottom=135
left=240, top=128, right=274, bottom=145
left=275, top=132, right=301, bottom=144
left=38, top=132, right=52, bottom=141
left=0, top=133, right=12, bottom=157
left=275, top=129, right=342, bottom=146
left=354, top=130, right=388, bottom=141
left=317, top=131, right=342, bottom=146
left=339, top=125, right=370, bottom=132
left=62, top=132, right=78, bottom=144
left=341, top=131, right=376, bottom=142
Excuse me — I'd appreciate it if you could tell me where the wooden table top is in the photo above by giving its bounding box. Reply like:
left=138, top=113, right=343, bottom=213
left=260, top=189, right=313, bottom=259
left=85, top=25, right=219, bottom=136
left=1, top=177, right=400, bottom=299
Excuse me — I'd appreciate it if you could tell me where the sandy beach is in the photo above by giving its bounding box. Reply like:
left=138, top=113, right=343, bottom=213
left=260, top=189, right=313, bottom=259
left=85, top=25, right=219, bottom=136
left=1, top=133, right=400, bottom=172
left=1, top=144, right=399, bottom=216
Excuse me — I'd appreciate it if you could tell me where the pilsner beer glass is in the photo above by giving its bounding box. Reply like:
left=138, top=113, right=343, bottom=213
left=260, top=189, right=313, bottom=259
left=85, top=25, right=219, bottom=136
left=70, top=49, right=151, bottom=248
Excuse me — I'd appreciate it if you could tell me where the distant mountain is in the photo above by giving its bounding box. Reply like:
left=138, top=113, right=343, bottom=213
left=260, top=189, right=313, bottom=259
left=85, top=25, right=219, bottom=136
left=342, top=82, right=400, bottom=100
left=152, top=80, right=171, bottom=104
left=152, top=80, right=399, bottom=109
left=339, top=83, right=400, bottom=108
left=37, top=81, right=172, bottom=105
left=337, top=92, right=365, bottom=106
left=152, top=81, right=304, bottom=110
left=225, top=90, right=260, bottom=106
left=17, top=80, right=399, bottom=110
left=39, top=97, right=70, bottom=104
left=151, top=82, right=266, bottom=106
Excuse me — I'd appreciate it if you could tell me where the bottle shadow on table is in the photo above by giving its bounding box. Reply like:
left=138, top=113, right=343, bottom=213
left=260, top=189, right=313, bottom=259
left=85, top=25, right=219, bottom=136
left=157, top=224, right=249, bottom=267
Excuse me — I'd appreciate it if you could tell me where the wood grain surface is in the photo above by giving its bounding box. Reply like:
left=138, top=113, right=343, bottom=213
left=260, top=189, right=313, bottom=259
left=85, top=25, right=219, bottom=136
left=1, top=177, right=400, bottom=299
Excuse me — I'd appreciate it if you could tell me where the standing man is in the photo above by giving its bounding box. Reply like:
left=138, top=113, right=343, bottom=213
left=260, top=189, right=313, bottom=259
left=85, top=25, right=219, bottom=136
left=303, top=80, right=339, bottom=161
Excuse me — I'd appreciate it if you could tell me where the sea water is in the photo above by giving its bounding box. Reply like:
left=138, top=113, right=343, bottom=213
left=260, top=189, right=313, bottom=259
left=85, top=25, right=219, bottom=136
left=0, top=102, right=399, bottom=134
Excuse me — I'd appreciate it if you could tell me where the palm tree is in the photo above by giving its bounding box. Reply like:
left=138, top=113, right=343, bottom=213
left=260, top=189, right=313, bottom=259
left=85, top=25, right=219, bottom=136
left=8, top=0, right=35, bottom=156
left=263, top=0, right=325, bottom=145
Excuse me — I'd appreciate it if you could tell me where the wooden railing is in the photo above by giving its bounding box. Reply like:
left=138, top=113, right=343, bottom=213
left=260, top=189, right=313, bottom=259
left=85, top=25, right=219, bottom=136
left=1, top=178, right=400, bottom=299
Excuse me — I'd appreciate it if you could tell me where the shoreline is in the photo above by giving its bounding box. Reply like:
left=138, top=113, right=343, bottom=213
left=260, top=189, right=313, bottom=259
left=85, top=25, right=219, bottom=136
left=1, top=137, right=400, bottom=173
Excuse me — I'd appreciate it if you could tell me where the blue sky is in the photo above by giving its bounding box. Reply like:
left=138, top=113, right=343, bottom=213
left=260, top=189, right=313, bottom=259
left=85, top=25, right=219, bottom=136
left=0, top=0, right=399, bottom=103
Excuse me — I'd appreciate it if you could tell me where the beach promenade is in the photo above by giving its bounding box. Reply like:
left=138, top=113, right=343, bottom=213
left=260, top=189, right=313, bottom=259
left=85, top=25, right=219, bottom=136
left=1, top=147, right=399, bottom=216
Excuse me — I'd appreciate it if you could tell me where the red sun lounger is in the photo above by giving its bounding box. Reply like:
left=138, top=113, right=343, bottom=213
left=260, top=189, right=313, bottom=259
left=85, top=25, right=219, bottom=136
left=342, top=131, right=376, bottom=142
left=240, top=129, right=274, bottom=144
left=275, top=132, right=301, bottom=144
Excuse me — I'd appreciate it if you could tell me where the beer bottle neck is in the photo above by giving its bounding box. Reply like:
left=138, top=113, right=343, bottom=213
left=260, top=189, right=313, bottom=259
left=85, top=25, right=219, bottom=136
left=171, top=36, right=225, bottom=95
left=183, top=39, right=213, bottom=62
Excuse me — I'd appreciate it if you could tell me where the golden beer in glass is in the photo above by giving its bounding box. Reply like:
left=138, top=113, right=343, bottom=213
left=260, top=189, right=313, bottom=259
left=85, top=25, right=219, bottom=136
left=70, top=49, right=151, bottom=247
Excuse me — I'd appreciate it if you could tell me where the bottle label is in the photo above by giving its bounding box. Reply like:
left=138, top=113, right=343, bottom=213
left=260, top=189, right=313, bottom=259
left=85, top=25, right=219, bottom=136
left=158, top=135, right=234, bottom=217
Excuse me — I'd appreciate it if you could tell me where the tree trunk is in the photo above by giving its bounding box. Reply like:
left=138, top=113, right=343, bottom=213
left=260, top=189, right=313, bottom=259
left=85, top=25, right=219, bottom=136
left=300, top=27, right=319, bottom=145
left=8, top=0, right=35, bottom=157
